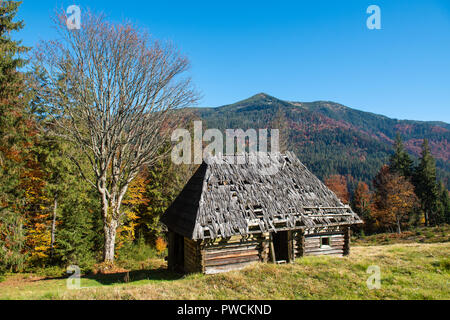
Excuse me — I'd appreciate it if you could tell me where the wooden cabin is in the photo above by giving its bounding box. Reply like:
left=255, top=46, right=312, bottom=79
left=161, top=152, right=362, bottom=274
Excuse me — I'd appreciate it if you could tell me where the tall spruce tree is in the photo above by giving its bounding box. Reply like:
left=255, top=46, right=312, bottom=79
left=389, top=133, right=413, bottom=178
left=436, top=182, right=450, bottom=224
left=0, top=0, right=29, bottom=275
left=413, top=139, right=439, bottom=226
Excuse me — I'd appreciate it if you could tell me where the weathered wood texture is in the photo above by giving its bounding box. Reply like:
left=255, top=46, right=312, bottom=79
left=202, top=235, right=262, bottom=274
left=343, top=227, right=351, bottom=256
left=184, top=238, right=203, bottom=273
left=303, top=233, right=346, bottom=256
left=293, top=230, right=305, bottom=258
left=161, top=152, right=363, bottom=241
left=259, top=233, right=270, bottom=263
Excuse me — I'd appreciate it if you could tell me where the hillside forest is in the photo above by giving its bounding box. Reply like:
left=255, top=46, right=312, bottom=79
left=0, top=2, right=449, bottom=278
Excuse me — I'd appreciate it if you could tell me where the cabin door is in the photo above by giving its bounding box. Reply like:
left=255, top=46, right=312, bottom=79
left=272, top=231, right=290, bottom=263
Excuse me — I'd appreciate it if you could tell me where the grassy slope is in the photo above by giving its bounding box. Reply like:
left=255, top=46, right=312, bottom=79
left=1, top=242, right=449, bottom=300
left=353, top=225, right=450, bottom=246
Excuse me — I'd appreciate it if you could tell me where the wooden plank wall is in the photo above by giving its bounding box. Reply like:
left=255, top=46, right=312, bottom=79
left=303, top=233, right=345, bottom=256
left=180, top=229, right=350, bottom=274
left=184, top=238, right=203, bottom=273
left=203, top=235, right=262, bottom=274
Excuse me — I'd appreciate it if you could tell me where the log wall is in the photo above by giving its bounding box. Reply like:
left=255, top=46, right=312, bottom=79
left=184, top=238, right=203, bottom=273
left=202, top=235, right=264, bottom=274
left=171, top=227, right=352, bottom=274
left=303, top=233, right=346, bottom=256
left=293, top=230, right=305, bottom=258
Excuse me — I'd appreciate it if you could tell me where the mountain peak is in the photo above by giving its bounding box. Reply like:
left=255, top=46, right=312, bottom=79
left=247, top=92, right=276, bottom=101
left=254, top=92, right=271, bottom=98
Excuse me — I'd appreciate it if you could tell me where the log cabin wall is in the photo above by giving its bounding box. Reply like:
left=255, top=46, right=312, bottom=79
left=202, top=235, right=264, bottom=274
left=170, top=227, right=352, bottom=274
left=303, top=232, right=346, bottom=256
left=293, top=230, right=305, bottom=258
left=184, top=238, right=203, bottom=273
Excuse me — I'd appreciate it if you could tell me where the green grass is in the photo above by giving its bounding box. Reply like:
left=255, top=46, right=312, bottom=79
left=1, top=242, right=449, bottom=300
left=353, top=224, right=450, bottom=246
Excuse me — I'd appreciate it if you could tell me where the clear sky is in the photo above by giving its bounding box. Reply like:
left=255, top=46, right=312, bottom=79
left=17, top=0, right=450, bottom=122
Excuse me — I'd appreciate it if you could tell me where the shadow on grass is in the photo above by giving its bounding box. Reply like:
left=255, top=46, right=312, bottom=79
left=84, top=267, right=183, bottom=286
left=29, top=266, right=184, bottom=286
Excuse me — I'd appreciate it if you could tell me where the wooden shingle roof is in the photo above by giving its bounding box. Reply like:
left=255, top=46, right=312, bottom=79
left=161, top=152, right=362, bottom=240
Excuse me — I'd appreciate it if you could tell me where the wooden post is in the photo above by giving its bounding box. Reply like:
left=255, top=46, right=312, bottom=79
left=287, top=231, right=294, bottom=263
left=269, top=233, right=276, bottom=263
left=258, top=233, right=270, bottom=263
left=199, top=240, right=205, bottom=273
left=298, top=230, right=305, bottom=257
left=344, top=227, right=351, bottom=256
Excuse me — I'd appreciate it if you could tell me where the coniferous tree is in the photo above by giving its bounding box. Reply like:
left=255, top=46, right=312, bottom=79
left=389, top=133, right=413, bottom=178
left=413, top=139, right=439, bottom=226
left=0, top=0, right=29, bottom=275
left=436, top=182, right=450, bottom=224
left=54, top=183, right=100, bottom=269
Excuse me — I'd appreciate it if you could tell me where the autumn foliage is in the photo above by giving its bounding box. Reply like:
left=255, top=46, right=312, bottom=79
left=372, top=167, right=418, bottom=233
left=324, top=175, right=350, bottom=204
left=155, top=237, right=167, bottom=255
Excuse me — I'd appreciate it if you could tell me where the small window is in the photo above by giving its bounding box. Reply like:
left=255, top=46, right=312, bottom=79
left=320, top=236, right=331, bottom=248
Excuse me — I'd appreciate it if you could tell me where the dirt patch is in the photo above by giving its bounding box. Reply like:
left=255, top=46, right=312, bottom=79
left=0, top=274, right=48, bottom=288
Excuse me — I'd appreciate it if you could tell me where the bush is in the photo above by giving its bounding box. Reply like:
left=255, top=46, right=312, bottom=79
left=155, top=237, right=167, bottom=257
left=24, top=265, right=66, bottom=278
left=117, top=236, right=159, bottom=263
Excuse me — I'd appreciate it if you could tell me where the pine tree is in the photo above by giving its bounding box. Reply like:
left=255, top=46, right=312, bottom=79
left=413, top=139, right=439, bottom=226
left=389, top=133, right=413, bottom=178
left=34, top=136, right=76, bottom=262
left=0, top=0, right=29, bottom=274
left=54, top=184, right=99, bottom=270
left=49, top=139, right=102, bottom=269
left=436, top=182, right=450, bottom=224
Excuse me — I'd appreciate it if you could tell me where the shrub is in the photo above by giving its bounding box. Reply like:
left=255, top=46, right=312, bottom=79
left=155, top=237, right=167, bottom=256
left=117, top=235, right=159, bottom=263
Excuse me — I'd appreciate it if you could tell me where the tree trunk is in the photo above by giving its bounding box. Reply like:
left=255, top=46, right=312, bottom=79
left=103, top=221, right=117, bottom=263
left=50, top=196, right=58, bottom=259
left=396, top=216, right=402, bottom=234
left=99, top=177, right=128, bottom=264
left=424, top=210, right=429, bottom=226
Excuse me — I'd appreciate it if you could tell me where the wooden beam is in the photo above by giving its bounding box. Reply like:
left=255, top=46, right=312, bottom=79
left=343, top=226, right=350, bottom=256
left=269, top=233, right=276, bottom=263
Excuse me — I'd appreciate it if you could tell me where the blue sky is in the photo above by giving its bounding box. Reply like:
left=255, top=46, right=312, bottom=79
left=17, top=0, right=450, bottom=122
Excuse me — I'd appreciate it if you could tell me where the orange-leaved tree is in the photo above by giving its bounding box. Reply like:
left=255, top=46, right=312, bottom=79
left=373, top=165, right=418, bottom=233
left=325, top=174, right=350, bottom=204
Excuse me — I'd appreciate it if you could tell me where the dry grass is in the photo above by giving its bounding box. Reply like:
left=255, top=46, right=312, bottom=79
left=1, top=242, right=448, bottom=300
left=353, top=225, right=450, bottom=246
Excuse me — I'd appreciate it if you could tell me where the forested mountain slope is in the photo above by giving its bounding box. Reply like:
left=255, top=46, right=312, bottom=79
left=191, top=93, right=450, bottom=188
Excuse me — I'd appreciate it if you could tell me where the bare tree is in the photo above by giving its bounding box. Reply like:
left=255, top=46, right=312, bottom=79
left=32, top=10, right=197, bottom=263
